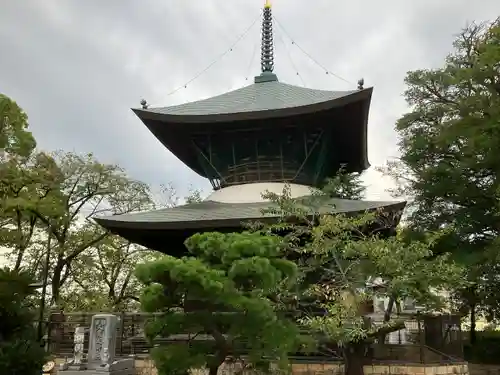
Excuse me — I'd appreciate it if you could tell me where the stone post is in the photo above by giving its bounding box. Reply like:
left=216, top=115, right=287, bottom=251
left=88, top=314, right=118, bottom=367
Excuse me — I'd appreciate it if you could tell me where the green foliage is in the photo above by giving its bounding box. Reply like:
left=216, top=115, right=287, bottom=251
left=0, top=267, right=46, bottom=375
left=66, top=237, right=160, bottom=312
left=261, top=184, right=464, bottom=351
left=381, top=18, right=500, bottom=326
left=185, top=187, right=203, bottom=204
left=1, top=148, right=155, bottom=307
left=0, top=94, right=184, bottom=313
left=0, top=152, right=60, bottom=270
left=322, top=167, right=365, bottom=200
left=464, top=331, right=500, bottom=364
left=0, top=94, right=36, bottom=158
left=135, top=231, right=302, bottom=375
left=303, top=214, right=464, bottom=344
left=14, top=151, right=154, bottom=304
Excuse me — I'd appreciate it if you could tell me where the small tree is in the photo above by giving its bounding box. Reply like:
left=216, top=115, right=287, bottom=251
left=322, top=166, right=365, bottom=200
left=0, top=268, right=47, bottom=375
left=135, top=231, right=302, bottom=375
left=261, top=184, right=464, bottom=375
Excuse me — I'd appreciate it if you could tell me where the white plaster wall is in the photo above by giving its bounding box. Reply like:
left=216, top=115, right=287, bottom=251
left=206, top=182, right=319, bottom=203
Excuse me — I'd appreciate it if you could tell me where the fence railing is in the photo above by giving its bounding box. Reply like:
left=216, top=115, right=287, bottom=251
left=43, top=311, right=464, bottom=364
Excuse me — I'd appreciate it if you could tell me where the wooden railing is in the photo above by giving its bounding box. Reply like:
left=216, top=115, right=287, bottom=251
left=43, top=311, right=463, bottom=364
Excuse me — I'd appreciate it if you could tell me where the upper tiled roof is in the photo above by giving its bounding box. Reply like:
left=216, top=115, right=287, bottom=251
left=139, top=81, right=363, bottom=117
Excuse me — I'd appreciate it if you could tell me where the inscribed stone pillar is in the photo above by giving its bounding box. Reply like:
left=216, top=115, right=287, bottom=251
left=87, top=314, right=118, bottom=366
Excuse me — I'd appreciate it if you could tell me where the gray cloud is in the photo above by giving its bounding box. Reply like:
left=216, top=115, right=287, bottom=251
left=1, top=0, right=499, bottom=200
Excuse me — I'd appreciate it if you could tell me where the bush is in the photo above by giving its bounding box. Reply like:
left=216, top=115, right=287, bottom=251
left=464, top=331, right=500, bottom=364
left=0, top=268, right=47, bottom=375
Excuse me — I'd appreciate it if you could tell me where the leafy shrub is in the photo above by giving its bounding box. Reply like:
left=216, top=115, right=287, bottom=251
left=0, top=268, right=47, bottom=375
left=464, top=331, right=500, bottom=364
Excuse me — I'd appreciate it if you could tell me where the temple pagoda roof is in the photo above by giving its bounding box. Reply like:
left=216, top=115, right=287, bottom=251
left=135, top=80, right=371, bottom=123
left=95, top=197, right=405, bottom=231
left=92, top=2, right=405, bottom=256
left=136, top=1, right=371, bottom=124
left=95, top=193, right=405, bottom=254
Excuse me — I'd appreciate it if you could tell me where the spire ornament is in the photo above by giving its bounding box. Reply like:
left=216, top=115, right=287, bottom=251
left=261, top=1, right=274, bottom=73
left=254, top=0, right=278, bottom=83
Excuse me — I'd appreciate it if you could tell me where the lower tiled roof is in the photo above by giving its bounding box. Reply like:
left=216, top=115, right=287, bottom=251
left=95, top=198, right=405, bottom=229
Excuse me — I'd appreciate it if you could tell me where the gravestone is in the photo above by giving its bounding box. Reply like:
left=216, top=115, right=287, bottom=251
left=88, top=314, right=118, bottom=366
left=59, top=314, right=135, bottom=375
left=74, top=326, right=86, bottom=368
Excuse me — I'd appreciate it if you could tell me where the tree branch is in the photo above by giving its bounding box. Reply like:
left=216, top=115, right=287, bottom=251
left=64, top=231, right=109, bottom=265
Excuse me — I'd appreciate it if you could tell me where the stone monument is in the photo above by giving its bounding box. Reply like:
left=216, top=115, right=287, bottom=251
left=58, top=325, right=87, bottom=371
left=59, top=314, right=135, bottom=375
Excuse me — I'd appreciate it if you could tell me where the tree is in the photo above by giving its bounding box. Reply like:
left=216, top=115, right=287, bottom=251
left=58, top=185, right=203, bottom=312
left=135, top=231, right=302, bottom=375
left=1, top=94, right=193, bottom=313
left=0, top=94, right=36, bottom=159
left=322, top=167, right=365, bottom=200
left=381, top=18, right=500, bottom=341
left=0, top=94, right=43, bottom=269
left=260, top=184, right=463, bottom=375
left=24, top=151, right=154, bottom=304
left=154, top=183, right=204, bottom=207
left=66, top=237, right=160, bottom=312
left=302, top=215, right=462, bottom=375
left=185, top=187, right=203, bottom=204
left=0, top=267, right=47, bottom=375
left=0, top=152, right=59, bottom=270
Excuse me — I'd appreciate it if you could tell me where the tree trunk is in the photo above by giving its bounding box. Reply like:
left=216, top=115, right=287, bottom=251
left=14, top=249, right=24, bottom=270
left=37, top=235, right=52, bottom=341
left=470, top=303, right=476, bottom=345
left=208, top=366, right=219, bottom=375
left=51, top=262, right=64, bottom=305
left=344, top=342, right=365, bottom=375
left=377, top=296, right=395, bottom=343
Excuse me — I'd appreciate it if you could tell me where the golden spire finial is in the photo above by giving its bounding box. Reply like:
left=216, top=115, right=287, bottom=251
left=264, top=0, right=271, bottom=9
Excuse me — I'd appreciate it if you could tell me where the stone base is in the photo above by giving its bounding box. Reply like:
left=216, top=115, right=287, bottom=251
left=68, top=364, right=88, bottom=371
left=59, top=358, right=135, bottom=375
left=58, top=370, right=135, bottom=375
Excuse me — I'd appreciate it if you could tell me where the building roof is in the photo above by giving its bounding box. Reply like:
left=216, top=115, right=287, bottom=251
left=135, top=0, right=368, bottom=123
left=95, top=187, right=406, bottom=254
left=95, top=197, right=406, bottom=231
left=134, top=81, right=371, bottom=123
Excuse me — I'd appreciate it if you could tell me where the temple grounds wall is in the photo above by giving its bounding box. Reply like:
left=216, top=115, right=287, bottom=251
left=53, top=358, right=470, bottom=375
left=133, top=360, right=470, bottom=375
left=468, top=364, right=500, bottom=375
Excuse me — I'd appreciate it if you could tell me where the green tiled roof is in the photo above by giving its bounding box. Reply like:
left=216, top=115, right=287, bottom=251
left=95, top=198, right=405, bottom=230
left=140, top=81, right=364, bottom=117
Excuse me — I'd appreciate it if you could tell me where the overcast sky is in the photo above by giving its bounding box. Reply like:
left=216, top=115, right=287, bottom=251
left=1, top=0, right=499, bottom=201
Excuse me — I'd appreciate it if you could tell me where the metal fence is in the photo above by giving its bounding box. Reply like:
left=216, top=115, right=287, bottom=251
left=44, top=311, right=464, bottom=364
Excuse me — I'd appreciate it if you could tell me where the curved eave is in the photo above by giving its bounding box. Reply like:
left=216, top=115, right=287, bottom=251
left=358, top=90, right=371, bottom=171
left=94, top=200, right=406, bottom=232
left=132, top=87, right=373, bottom=124
left=133, top=87, right=372, bottom=177
left=95, top=199, right=405, bottom=253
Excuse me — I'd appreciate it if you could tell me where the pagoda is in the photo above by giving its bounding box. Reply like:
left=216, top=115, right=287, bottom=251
left=95, top=1, right=405, bottom=255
